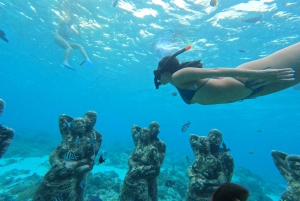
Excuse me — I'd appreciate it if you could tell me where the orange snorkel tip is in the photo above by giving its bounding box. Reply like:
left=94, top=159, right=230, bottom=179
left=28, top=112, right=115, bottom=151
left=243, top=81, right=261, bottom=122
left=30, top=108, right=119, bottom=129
left=185, top=45, right=191, bottom=51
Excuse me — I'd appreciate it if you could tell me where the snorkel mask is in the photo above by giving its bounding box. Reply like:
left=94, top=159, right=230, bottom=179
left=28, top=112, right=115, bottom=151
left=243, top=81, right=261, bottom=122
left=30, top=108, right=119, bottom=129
left=153, top=45, right=191, bottom=89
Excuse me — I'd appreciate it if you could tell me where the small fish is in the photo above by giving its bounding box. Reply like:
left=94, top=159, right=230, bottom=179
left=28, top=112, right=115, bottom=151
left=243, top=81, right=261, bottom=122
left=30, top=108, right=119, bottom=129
left=165, top=180, right=175, bottom=187
left=219, top=142, right=230, bottom=153
left=242, top=13, right=264, bottom=23
left=53, top=195, right=63, bottom=201
left=98, top=154, right=105, bottom=164
left=186, top=155, right=190, bottom=164
left=79, top=180, right=86, bottom=189
left=88, top=196, right=103, bottom=201
left=249, top=150, right=254, bottom=154
left=112, top=0, right=119, bottom=7
left=63, top=151, right=77, bottom=161
left=257, top=129, right=262, bottom=132
left=89, top=138, right=97, bottom=145
left=209, top=182, right=249, bottom=201
left=181, top=121, right=191, bottom=132
left=0, top=30, right=8, bottom=42
left=238, top=49, right=248, bottom=53
left=210, top=0, right=218, bottom=7
left=75, top=136, right=80, bottom=144
left=170, top=90, right=177, bottom=96
left=222, top=142, right=227, bottom=149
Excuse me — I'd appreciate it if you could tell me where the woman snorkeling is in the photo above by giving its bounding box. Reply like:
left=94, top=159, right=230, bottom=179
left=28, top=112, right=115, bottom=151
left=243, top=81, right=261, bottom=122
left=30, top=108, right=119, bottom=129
left=154, top=43, right=300, bottom=105
left=54, top=15, right=93, bottom=70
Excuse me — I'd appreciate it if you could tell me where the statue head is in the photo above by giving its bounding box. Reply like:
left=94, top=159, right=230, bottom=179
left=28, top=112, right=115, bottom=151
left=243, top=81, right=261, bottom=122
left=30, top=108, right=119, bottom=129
left=0, top=99, right=5, bottom=116
left=83, top=111, right=97, bottom=131
left=208, top=129, right=223, bottom=147
left=140, top=128, right=150, bottom=144
left=287, top=155, right=300, bottom=177
left=70, top=118, right=86, bottom=135
left=149, top=121, right=160, bottom=138
left=198, top=136, right=210, bottom=154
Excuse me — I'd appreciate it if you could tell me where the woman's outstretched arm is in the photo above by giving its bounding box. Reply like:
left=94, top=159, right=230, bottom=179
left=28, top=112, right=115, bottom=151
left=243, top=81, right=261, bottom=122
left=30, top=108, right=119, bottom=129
left=173, top=67, right=294, bottom=87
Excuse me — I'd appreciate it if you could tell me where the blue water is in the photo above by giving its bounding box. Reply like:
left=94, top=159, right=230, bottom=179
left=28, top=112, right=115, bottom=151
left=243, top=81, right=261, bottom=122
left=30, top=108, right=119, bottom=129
left=0, top=0, right=300, bottom=197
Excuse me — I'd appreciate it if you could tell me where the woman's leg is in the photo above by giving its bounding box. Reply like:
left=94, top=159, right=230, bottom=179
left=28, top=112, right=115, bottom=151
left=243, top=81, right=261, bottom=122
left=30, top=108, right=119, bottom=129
left=69, top=42, right=90, bottom=61
left=54, top=34, right=73, bottom=66
left=236, top=42, right=300, bottom=97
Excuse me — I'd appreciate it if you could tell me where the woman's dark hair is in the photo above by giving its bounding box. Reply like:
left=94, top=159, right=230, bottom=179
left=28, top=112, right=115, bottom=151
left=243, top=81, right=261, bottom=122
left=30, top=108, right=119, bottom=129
left=158, top=56, right=203, bottom=74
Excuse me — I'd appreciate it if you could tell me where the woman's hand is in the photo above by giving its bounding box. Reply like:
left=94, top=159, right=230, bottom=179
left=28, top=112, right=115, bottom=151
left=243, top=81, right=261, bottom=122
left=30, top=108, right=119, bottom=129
left=259, top=68, right=295, bottom=82
left=245, top=68, right=295, bottom=89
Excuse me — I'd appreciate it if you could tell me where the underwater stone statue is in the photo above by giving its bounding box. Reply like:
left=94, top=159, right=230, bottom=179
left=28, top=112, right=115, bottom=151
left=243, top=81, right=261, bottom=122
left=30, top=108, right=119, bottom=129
left=119, top=122, right=166, bottom=201
left=0, top=98, right=14, bottom=159
left=187, top=135, right=226, bottom=201
left=208, top=129, right=234, bottom=182
left=271, top=150, right=300, bottom=201
left=33, top=111, right=102, bottom=201
left=147, top=121, right=166, bottom=201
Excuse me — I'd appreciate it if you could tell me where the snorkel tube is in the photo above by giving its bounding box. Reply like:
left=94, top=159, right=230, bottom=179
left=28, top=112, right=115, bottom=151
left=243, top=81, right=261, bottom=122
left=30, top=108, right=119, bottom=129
left=154, top=45, right=191, bottom=89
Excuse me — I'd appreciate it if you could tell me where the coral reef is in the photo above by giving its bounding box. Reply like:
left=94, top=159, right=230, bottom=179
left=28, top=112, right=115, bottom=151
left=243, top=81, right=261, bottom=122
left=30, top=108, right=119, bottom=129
left=85, top=171, right=122, bottom=200
left=234, top=166, right=279, bottom=201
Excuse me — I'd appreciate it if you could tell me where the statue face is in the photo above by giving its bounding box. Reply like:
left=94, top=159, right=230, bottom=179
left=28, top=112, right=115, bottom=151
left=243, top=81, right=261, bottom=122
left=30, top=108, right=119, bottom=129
left=84, top=111, right=97, bottom=130
left=70, top=118, right=86, bottom=134
left=140, top=129, right=150, bottom=141
left=199, top=137, right=210, bottom=152
left=149, top=121, right=160, bottom=136
left=287, top=156, right=300, bottom=177
left=208, top=131, right=222, bottom=147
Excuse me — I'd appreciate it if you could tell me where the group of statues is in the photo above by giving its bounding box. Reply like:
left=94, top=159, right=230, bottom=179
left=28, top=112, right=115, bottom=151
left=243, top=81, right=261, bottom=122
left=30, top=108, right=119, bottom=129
left=0, top=98, right=300, bottom=200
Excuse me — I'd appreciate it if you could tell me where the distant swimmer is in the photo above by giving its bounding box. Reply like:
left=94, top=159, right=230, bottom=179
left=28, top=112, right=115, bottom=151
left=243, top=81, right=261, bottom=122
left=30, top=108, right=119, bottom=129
left=242, top=13, right=264, bottom=23
left=0, top=30, right=8, bottom=42
left=112, top=0, right=119, bottom=7
left=210, top=0, right=218, bottom=7
left=54, top=15, right=93, bottom=71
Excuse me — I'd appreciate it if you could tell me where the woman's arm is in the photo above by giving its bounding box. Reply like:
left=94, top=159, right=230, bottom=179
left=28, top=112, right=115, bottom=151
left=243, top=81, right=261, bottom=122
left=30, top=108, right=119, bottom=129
left=71, top=24, right=81, bottom=38
left=58, top=114, right=73, bottom=140
left=189, top=134, right=200, bottom=155
left=173, top=67, right=294, bottom=87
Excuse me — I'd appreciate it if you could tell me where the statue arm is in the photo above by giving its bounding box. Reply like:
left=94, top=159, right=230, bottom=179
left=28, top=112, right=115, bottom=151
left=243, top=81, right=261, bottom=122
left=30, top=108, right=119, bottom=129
left=58, top=114, right=73, bottom=140
left=189, top=134, right=200, bottom=155
left=223, top=154, right=234, bottom=182
left=131, top=125, right=140, bottom=146
left=271, top=150, right=291, bottom=181
left=76, top=131, right=103, bottom=174
left=127, top=145, right=165, bottom=179
left=94, top=131, right=102, bottom=157
left=216, top=160, right=227, bottom=184
left=158, top=142, right=166, bottom=166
